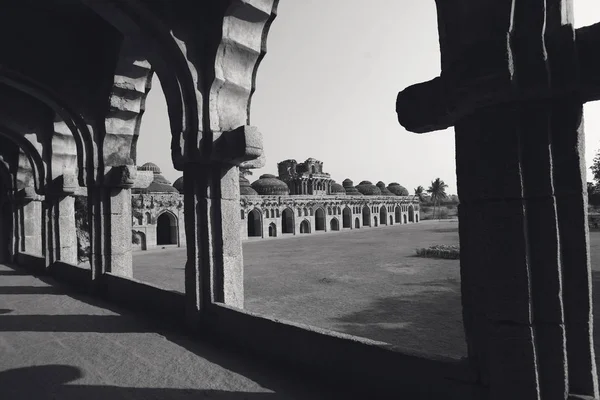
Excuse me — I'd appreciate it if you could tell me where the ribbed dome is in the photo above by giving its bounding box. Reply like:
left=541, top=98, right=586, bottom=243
left=139, top=162, right=161, bottom=173
left=388, top=182, right=409, bottom=196
left=173, top=176, right=184, bottom=193
left=240, top=176, right=258, bottom=195
left=376, top=181, right=394, bottom=196
left=342, top=178, right=363, bottom=196
left=330, top=181, right=346, bottom=195
left=356, top=181, right=381, bottom=196
left=251, top=174, right=289, bottom=195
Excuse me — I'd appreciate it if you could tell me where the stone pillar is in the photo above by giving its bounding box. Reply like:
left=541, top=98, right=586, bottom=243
left=20, top=196, right=43, bottom=256
left=45, top=194, right=78, bottom=265
left=106, top=187, right=132, bottom=277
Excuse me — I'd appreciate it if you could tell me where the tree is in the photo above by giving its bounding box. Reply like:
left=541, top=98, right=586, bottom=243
left=414, top=185, right=426, bottom=202
left=426, top=178, right=449, bottom=220
left=591, top=150, right=600, bottom=185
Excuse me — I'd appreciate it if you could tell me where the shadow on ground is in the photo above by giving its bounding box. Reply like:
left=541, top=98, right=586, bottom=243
left=0, top=365, right=279, bottom=400
left=332, top=278, right=465, bottom=358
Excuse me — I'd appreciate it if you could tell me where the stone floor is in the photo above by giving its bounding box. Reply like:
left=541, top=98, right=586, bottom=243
left=0, top=263, right=348, bottom=399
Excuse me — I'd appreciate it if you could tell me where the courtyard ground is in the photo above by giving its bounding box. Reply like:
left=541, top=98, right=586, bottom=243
left=133, top=220, right=466, bottom=359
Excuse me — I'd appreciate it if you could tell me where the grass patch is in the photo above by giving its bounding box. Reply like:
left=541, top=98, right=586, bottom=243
left=415, top=244, right=460, bottom=260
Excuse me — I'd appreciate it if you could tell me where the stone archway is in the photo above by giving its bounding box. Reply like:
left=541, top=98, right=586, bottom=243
left=156, top=212, right=177, bottom=245
left=374, top=216, right=378, bottom=227
left=300, top=219, right=311, bottom=234
left=268, top=223, right=277, bottom=237
left=362, top=206, right=371, bottom=227
left=315, top=208, right=325, bottom=231
left=342, top=207, right=352, bottom=228
left=355, top=218, right=360, bottom=229
left=132, top=230, right=147, bottom=251
left=403, top=214, right=408, bottom=224
left=247, top=209, right=262, bottom=237
left=330, top=218, right=339, bottom=231
left=395, top=206, right=401, bottom=223
left=408, top=205, right=415, bottom=223
left=282, top=208, right=294, bottom=234
left=379, top=206, right=387, bottom=225
left=389, top=215, right=393, bottom=225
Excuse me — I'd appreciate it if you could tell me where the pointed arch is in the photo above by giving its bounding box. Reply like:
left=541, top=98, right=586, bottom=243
left=343, top=207, right=352, bottom=228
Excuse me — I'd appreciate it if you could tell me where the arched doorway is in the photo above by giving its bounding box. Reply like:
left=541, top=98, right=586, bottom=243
left=330, top=218, right=339, bottom=231
left=416, top=214, right=419, bottom=222
left=247, top=209, right=262, bottom=237
left=157, top=212, right=178, bottom=245
left=355, top=218, right=360, bottom=229
left=268, top=223, right=277, bottom=237
left=132, top=230, right=147, bottom=251
left=315, top=208, right=325, bottom=231
left=282, top=208, right=294, bottom=234
left=389, top=215, right=393, bottom=225
left=395, top=206, right=401, bottom=223
left=342, top=207, right=351, bottom=228
left=374, top=216, right=378, bottom=227
left=403, top=214, right=408, bottom=224
left=300, top=220, right=311, bottom=234
left=408, top=205, right=415, bottom=222
left=379, top=206, right=387, bottom=225
left=362, top=206, right=371, bottom=227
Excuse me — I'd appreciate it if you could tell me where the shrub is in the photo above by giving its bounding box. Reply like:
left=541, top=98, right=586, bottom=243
left=415, top=244, right=460, bottom=260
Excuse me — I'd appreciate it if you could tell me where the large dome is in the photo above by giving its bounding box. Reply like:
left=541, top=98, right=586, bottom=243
left=251, top=174, right=290, bottom=195
left=388, top=182, right=409, bottom=196
left=138, top=162, right=161, bottom=173
left=342, top=178, right=362, bottom=196
left=133, top=162, right=179, bottom=193
left=330, top=181, right=346, bottom=195
left=240, top=176, right=259, bottom=195
left=173, top=176, right=184, bottom=193
left=376, top=181, right=394, bottom=196
left=356, top=181, right=381, bottom=196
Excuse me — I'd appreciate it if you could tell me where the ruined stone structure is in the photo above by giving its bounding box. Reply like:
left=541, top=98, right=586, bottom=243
left=131, top=158, right=419, bottom=247
left=1, top=1, right=599, bottom=398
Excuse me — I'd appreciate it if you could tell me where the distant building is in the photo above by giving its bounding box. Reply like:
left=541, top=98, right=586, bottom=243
left=131, top=158, right=420, bottom=249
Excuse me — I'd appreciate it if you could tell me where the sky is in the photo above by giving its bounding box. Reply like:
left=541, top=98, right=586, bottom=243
left=137, top=0, right=600, bottom=196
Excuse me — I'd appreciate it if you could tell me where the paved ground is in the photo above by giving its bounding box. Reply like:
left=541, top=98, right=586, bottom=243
left=133, top=220, right=466, bottom=359
left=0, top=263, right=348, bottom=399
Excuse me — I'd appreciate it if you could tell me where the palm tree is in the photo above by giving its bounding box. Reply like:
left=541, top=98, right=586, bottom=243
left=414, top=185, right=425, bottom=202
left=427, top=178, right=448, bottom=220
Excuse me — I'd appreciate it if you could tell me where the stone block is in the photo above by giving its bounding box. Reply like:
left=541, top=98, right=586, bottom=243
left=219, top=167, right=240, bottom=200
left=220, top=199, right=242, bottom=258
left=110, top=188, right=132, bottom=215
left=486, top=323, right=538, bottom=400
left=222, top=254, right=243, bottom=309
left=110, top=252, right=133, bottom=278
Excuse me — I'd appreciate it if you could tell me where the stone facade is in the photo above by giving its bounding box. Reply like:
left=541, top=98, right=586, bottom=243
left=132, top=158, right=420, bottom=247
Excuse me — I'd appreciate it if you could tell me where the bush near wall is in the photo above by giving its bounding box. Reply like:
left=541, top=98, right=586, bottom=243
left=415, top=244, right=460, bottom=260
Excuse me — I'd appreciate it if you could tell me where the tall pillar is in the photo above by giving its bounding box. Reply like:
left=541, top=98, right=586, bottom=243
left=19, top=194, right=43, bottom=257
left=55, top=195, right=77, bottom=265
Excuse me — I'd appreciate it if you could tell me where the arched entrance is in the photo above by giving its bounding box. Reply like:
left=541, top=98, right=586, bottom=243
left=355, top=218, right=360, bottom=229
left=362, top=206, right=371, bottom=227
left=330, top=218, right=339, bottom=231
left=403, top=214, right=408, bottom=224
left=156, top=212, right=178, bottom=245
left=268, top=223, right=277, bottom=237
left=389, top=216, right=393, bottom=225
left=247, top=209, right=262, bottom=237
left=395, top=206, right=401, bottom=223
left=282, top=208, right=294, bottom=234
left=408, top=205, right=415, bottom=222
left=132, top=230, right=147, bottom=251
left=342, top=207, right=351, bottom=228
left=315, top=208, right=325, bottom=231
left=416, top=214, right=419, bottom=222
left=379, top=206, right=387, bottom=225
left=300, top=220, right=311, bottom=234
left=374, top=216, right=378, bottom=227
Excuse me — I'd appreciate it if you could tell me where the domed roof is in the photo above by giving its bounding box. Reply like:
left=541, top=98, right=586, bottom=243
left=342, top=178, right=363, bottom=196
left=251, top=174, right=289, bottom=195
left=376, top=181, right=394, bottom=196
left=330, top=181, right=346, bottom=195
left=132, top=162, right=179, bottom=194
left=356, top=181, right=381, bottom=196
left=139, top=162, right=161, bottom=173
left=240, top=176, right=258, bottom=195
left=173, top=176, right=184, bottom=193
left=388, top=182, right=409, bottom=196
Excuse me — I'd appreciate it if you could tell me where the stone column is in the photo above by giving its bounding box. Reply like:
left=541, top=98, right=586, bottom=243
left=19, top=195, right=43, bottom=256
left=55, top=195, right=77, bottom=264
